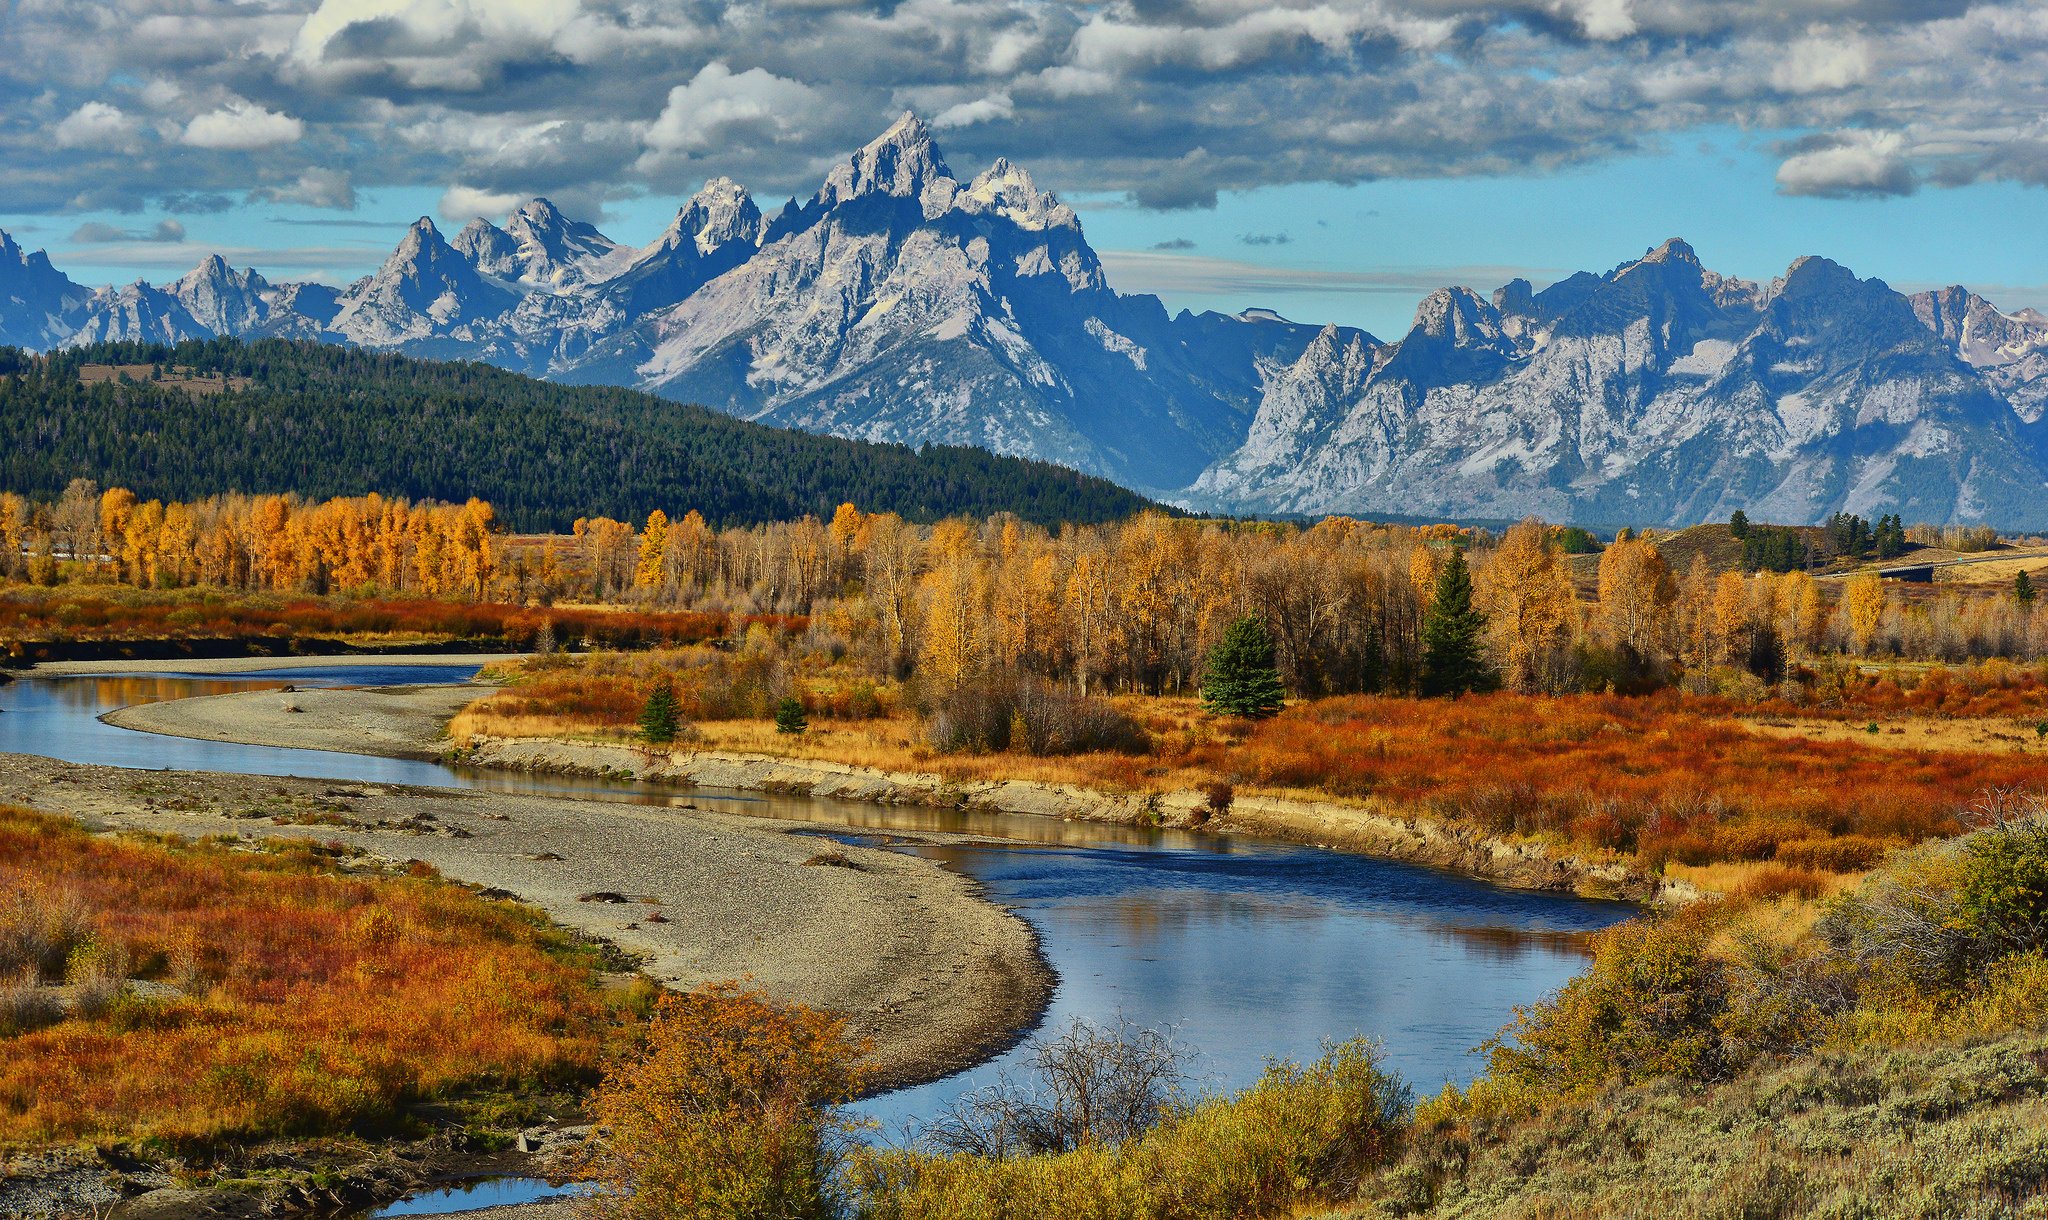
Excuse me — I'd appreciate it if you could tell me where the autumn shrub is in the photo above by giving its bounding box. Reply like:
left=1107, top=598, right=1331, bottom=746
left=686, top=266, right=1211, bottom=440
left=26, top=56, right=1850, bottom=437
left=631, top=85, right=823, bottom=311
left=0, top=969, right=63, bottom=1037
left=1213, top=692, right=2048, bottom=867
left=0, top=584, right=799, bottom=653
left=1735, top=865, right=1829, bottom=902
left=1714, top=820, right=1807, bottom=862
left=1819, top=796, right=2048, bottom=995
left=916, top=1017, right=1190, bottom=1157
left=1775, top=834, right=1890, bottom=873
left=0, top=883, right=92, bottom=981
left=584, top=982, right=872, bottom=1220
left=0, top=807, right=620, bottom=1148
left=850, top=1039, right=1411, bottom=1220
left=1473, top=910, right=1731, bottom=1113
left=925, top=676, right=1148, bottom=757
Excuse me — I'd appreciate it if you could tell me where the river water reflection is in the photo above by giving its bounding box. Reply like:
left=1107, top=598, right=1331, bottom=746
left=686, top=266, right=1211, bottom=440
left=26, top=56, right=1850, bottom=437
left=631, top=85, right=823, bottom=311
left=0, top=665, right=1633, bottom=1127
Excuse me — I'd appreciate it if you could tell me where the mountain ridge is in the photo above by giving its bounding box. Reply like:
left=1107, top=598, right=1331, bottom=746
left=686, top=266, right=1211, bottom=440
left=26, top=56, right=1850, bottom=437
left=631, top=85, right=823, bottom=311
left=4, top=116, right=2047, bottom=526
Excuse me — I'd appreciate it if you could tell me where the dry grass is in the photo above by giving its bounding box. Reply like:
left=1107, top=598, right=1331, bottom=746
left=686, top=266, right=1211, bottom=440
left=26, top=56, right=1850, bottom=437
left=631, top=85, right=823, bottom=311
left=0, top=805, right=634, bottom=1150
left=1742, top=715, right=2048, bottom=755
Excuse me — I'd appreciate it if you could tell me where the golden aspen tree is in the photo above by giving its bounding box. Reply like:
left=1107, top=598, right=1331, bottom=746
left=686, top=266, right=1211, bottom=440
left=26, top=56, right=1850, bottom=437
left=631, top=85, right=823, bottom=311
left=855, top=512, right=918, bottom=669
left=636, top=509, right=670, bottom=591
left=1595, top=536, right=1676, bottom=661
left=1408, top=543, right=1443, bottom=612
left=123, top=500, right=165, bottom=587
left=1710, top=571, right=1751, bottom=667
left=1674, top=553, right=1714, bottom=672
left=158, top=502, right=197, bottom=587
left=451, top=499, right=498, bottom=599
left=410, top=506, right=446, bottom=596
left=98, top=486, right=137, bottom=574
left=1778, top=570, right=1824, bottom=659
left=827, top=502, right=861, bottom=585
left=1844, top=573, right=1887, bottom=654
left=0, top=492, right=25, bottom=580
left=918, top=557, right=986, bottom=688
left=1477, top=519, right=1576, bottom=693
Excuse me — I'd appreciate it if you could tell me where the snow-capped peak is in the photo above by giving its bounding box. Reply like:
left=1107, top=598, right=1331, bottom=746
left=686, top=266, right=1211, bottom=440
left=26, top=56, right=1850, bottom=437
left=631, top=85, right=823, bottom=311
left=1409, top=286, right=1502, bottom=342
left=817, top=112, right=956, bottom=217
left=956, top=158, right=1078, bottom=232
left=1638, top=237, right=1700, bottom=267
left=665, top=177, right=762, bottom=256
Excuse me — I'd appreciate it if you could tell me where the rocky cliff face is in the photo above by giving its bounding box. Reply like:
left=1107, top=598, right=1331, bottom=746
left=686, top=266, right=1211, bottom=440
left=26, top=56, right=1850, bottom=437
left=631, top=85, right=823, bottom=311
left=1191, top=242, right=2048, bottom=528
left=8, top=120, right=2048, bottom=524
left=0, top=231, right=90, bottom=349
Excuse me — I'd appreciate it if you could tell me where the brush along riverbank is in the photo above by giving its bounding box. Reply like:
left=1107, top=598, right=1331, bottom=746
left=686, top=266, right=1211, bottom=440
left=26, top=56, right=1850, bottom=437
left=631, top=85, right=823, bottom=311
left=103, top=678, right=1697, bottom=905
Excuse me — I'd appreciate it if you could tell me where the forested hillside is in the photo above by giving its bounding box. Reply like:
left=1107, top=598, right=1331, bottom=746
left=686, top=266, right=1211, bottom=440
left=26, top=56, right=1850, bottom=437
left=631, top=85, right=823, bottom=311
left=0, top=339, right=1157, bottom=530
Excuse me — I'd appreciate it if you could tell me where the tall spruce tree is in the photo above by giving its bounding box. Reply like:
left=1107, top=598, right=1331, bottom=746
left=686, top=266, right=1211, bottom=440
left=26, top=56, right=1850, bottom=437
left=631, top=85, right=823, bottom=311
left=638, top=675, right=680, bottom=744
left=1421, top=548, right=1492, bottom=698
left=1201, top=616, right=1287, bottom=718
left=2019, top=570, right=2037, bottom=606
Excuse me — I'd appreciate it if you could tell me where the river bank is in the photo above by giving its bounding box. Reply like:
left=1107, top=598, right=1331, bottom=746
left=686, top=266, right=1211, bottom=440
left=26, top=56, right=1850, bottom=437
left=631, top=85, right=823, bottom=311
left=33, top=653, right=524, bottom=676
left=0, top=747, right=1050, bottom=1218
left=100, top=677, right=1698, bottom=906
left=0, top=751, right=1048, bottom=1092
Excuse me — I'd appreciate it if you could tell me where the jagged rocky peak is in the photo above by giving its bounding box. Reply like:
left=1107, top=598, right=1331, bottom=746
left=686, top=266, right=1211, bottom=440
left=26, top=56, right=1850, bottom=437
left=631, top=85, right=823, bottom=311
left=1410, top=285, right=1504, bottom=343
left=506, top=197, right=617, bottom=259
left=173, top=254, right=267, bottom=293
left=1637, top=236, right=1700, bottom=267
left=817, top=112, right=956, bottom=215
left=452, top=217, right=519, bottom=269
left=957, top=157, right=1079, bottom=232
left=170, top=255, right=272, bottom=333
left=668, top=177, right=762, bottom=254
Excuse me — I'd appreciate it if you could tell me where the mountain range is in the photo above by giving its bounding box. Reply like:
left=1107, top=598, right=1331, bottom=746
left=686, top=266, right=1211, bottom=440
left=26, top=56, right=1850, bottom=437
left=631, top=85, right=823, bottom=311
left=5, top=114, right=2048, bottom=528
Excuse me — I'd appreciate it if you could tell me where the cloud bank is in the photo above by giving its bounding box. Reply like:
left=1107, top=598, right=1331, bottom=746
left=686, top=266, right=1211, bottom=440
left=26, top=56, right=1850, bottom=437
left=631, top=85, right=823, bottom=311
left=1, top=0, right=2043, bottom=218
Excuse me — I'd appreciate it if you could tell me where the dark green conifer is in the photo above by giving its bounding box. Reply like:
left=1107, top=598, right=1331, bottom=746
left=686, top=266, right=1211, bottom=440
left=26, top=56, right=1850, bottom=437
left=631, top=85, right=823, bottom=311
left=638, top=675, right=680, bottom=744
left=775, top=695, right=809, bottom=735
left=1421, top=549, right=1492, bottom=698
left=1201, top=616, right=1287, bottom=718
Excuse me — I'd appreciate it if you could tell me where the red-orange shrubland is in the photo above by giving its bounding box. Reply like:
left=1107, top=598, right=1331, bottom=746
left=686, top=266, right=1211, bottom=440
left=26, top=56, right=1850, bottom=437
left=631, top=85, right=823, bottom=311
left=1193, top=692, right=2048, bottom=864
left=0, top=807, right=626, bottom=1149
left=0, top=585, right=801, bottom=659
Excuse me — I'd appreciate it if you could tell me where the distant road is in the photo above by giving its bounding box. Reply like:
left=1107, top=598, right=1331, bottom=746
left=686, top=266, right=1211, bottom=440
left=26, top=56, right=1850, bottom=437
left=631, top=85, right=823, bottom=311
left=1826, top=548, right=2048, bottom=581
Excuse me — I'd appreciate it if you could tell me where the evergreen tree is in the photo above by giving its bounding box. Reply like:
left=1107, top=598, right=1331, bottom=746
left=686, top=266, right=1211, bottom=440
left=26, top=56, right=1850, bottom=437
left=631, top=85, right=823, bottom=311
left=1201, top=616, right=1286, bottom=718
left=2020, top=570, right=2037, bottom=606
left=1875, top=513, right=1907, bottom=559
left=1421, top=548, right=1492, bottom=698
left=1728, top=510, right=1749, bottom=540
left=775, top=695, right=809, bottom=735
left=638, top=675, right=680, bottom=744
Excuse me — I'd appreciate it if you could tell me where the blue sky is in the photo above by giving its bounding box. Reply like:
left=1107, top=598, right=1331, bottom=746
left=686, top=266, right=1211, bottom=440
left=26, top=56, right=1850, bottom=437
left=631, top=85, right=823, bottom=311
left=6, top=1, right=2047, bottom=340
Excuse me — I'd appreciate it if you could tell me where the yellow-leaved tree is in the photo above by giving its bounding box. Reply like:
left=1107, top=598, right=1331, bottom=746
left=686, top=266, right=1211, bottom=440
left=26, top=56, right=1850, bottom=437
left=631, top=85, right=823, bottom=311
left=1595, top=535, right=1676, bottom=663
left=1844, top=573, right=1888, bottom=654
left=1478, top=519, right=1577, bottom=693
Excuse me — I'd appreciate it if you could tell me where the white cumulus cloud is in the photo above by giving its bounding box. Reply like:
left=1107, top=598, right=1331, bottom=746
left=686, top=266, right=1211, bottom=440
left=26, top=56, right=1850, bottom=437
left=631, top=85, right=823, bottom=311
left=1776, top=130, right=1917, bottom=198
left=182, top=100, right=305, bottom=151
left=934, top=93, right=1015, bottom=129
left=637, top=62, right=823, bottom=167
left=55, top=102, right=137, bottom=150
left=439, top=184, right=524, bottom=222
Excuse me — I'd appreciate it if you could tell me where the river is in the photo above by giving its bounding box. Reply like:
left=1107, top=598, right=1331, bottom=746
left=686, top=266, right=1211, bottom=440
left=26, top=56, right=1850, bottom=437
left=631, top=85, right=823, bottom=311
left=0, top=663, right=1631, bottom=1138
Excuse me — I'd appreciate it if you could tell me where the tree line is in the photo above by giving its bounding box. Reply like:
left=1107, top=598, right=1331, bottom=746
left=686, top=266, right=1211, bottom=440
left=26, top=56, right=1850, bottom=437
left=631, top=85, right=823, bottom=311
left=2, top=480, right=499, bottom=598
left=0, top=338, right=1156, bottom=532
left=11, top=481, right=2046, bottom=699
